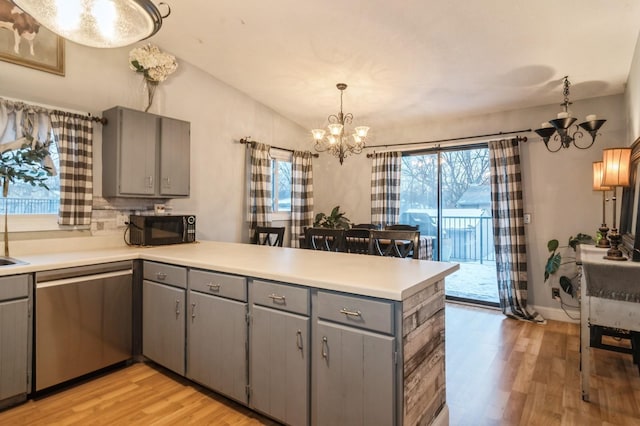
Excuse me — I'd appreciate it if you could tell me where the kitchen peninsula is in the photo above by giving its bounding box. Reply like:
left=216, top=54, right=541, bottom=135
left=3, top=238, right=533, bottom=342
left=1, top=241, right=458, bottom=426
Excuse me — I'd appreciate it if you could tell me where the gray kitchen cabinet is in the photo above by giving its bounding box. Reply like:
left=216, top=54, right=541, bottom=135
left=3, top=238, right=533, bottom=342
left=102, top=106, right=190, bottom=198
left=314, top=291, right=396, bottom=426
left=187, top=269, right=248, bottom=403
left=142, top=262, right=187, bottom=375
left=0, top=274, right=30, bottom=409
left=249, top=279, right=310, bottom=426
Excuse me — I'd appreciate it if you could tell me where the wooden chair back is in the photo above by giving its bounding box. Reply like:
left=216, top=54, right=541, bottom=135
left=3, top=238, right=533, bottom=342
left=368, top=230, right=420, bottom=259
left=343, top=228, right=371, bottom=254
left=385, top=224, right=419, bottom=231
left=352, top=223, right=377, bottom=230
left=305, top=227, right=344, bottom=252
left=252, top=226, right=285, bottom=247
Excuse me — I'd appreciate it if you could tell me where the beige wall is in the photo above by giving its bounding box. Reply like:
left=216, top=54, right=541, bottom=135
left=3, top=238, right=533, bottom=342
left=0, top=40, right=307, bottom=246
left=626, top=29, right=640, bottom=144
left=314, top=94, right=626, bottom=314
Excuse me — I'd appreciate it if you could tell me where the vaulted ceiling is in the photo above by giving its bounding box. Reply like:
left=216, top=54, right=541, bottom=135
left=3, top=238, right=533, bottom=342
left=150, top=0, right=640, bottom=132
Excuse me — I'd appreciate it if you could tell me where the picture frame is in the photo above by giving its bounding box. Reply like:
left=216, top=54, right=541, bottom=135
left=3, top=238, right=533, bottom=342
left=620, top=137, right=640, bottom=261
left=0, top=0, right=65, bottom=76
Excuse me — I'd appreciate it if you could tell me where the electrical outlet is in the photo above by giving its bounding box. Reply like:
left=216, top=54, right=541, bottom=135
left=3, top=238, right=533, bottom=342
left=551, top=288, right=561, bottom=300
left=523, top=213, right=531, bottom=224
left=116, top=213, right=128, bottom=227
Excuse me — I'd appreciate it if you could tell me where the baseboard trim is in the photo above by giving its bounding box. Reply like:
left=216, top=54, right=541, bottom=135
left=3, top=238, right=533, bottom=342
left=531, top=304, right=580, bottom=324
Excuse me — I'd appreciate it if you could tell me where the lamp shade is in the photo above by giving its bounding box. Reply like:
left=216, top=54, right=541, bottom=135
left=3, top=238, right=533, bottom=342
left=602, top=147, right=632, bottom=187
left=592, top=161, right=612, bottom=191
left=13, top=0, right=163, bottom=48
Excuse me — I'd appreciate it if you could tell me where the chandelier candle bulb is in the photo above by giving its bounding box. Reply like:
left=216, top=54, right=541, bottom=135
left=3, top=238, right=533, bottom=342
left=557, top=111, right=569, bottom=119
left=586, top=114, right=597, bottom=122
left=541, top=122, right=553, bottom=128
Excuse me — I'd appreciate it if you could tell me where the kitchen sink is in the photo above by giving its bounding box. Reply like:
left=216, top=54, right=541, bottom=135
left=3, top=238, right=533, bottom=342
left=0, top=257, right=27, bottom=266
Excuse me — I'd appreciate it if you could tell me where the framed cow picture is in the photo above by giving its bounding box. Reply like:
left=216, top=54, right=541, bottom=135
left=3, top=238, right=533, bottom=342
left=0, top=0, right=64, bottom=76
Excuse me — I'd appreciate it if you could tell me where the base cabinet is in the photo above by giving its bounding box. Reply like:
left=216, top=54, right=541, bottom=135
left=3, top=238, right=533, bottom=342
left=315, top=322, right=395, bottom=426
left=250, top=306, right=309, bottom=426
left=187, top=291, right=248, bottom=404
left=0, top=275, right=30, bottom=407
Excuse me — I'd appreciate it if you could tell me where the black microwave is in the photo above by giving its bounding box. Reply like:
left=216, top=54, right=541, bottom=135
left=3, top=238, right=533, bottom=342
left=129, top=215, right=196, bottom=246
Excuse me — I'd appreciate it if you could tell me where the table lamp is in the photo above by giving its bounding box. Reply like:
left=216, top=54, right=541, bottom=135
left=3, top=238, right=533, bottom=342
left=602, top=147, right=632, bottom=261
left=592, top=161, right=611, bottom=248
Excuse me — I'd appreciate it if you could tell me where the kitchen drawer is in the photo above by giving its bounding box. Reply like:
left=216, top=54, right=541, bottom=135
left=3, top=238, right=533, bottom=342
left=317, top=291, right=394, bottom=335
left=143, top=261, right=186, bottom=288
left=189, top=269, right=246, bottom=302
left=0, top=275, right=29, bottom=301
left=251, top=280, right=309, bottom=316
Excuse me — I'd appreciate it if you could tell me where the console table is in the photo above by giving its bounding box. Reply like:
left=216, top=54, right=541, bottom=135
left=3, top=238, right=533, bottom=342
left=579, top=245, right=640, bottom=401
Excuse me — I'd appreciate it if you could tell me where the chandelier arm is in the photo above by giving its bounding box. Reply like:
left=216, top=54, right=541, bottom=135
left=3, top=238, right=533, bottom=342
left=343, top=113, right=353, bottom=125
left=571, top=128, right=596, bottom=150
left=328, top=114, right=341, bottom=124
left=544, top=134, right=564, bottom=153
left=314, top=140, right=331, bottom=153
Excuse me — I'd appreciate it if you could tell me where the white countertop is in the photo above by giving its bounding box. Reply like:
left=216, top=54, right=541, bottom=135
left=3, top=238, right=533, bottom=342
left=1, top=241, right=459, bottom=301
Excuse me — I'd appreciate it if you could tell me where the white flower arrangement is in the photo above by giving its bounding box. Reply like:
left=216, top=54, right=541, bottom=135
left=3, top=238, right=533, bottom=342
left=129, top=44, right=178, bottom=83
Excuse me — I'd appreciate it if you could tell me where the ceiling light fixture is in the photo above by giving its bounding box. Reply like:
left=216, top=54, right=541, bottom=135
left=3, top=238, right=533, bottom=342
left=534, top=76, right=606, bottom=153
left=13, top=0, right=170, bottom=48
left=311, top=83, right=370, bottom=165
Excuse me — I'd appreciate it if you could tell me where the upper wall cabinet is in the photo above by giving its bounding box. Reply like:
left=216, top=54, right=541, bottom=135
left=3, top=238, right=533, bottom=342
left=102, top=106, right=190, bottom=198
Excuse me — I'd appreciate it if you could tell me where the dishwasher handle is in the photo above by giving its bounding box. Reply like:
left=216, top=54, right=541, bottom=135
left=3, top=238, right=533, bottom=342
left=36, top=269, right=133, bottom=288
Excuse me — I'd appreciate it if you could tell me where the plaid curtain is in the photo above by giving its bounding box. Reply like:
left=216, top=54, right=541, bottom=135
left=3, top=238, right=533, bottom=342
left=371, top=152, right=401, bottom=228
left=489, top=139, right=543, bottom=322
left=50, top=112, right=93, bottom=226
left=249, top=142, right=272, bottom=239
left=291, top=151, right=314, bottom=248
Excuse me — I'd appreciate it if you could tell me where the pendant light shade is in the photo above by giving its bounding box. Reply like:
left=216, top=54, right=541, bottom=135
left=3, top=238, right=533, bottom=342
left=13, top=0, right=165, bottom=48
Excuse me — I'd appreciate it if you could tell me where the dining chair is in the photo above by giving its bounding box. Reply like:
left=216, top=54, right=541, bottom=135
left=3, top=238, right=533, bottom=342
left=305, top=227, right=345, bottom=252
left=368, top=230, right=420, bottom=259
left=385, top=224, right=420, bottom=231
left=252, top=226, right=285, bottom=247
left=343, top=228, right=371, bottom=254
left=352, top=223, right=377, bottom=230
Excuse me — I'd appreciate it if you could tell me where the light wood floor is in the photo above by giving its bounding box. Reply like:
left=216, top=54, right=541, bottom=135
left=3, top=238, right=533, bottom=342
left=2, top=303, right=640, bottom=425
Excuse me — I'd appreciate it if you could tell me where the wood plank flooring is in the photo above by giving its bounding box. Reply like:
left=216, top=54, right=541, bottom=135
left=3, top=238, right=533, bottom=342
left=1, top=303, right=640, bottom=425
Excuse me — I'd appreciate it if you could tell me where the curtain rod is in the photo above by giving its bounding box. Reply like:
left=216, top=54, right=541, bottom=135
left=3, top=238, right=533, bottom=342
left=364, top=129, right=531, bottom=155
left=0, top=97, right=107, bottom=125
left=239, top=137, right=319, bottom=157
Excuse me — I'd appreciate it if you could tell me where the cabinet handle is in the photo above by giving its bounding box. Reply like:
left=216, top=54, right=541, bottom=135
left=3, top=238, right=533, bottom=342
left=339, top=308, right=362, bottom=317
left=156, top=272, right=167, bottom=281
left=146, top=176, right=154, bottom=188
left=175, top=300, right=181, bottom=317
left=268, top=293, right=286, bottom=303
left=321, top=336, right=328, bottom=359
left=296, top=330, right=303, bottom=351
left=163, top=177, right=171, bottom=188
left=208, top=283, right=221, bottom=292
left=191, top=302, right=196, bottom=319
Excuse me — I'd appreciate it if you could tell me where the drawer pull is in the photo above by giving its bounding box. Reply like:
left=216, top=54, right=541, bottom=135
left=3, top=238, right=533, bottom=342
left=339, top=308, right=362, bottom=317
left=191, top=302, right=196, bottom=319
left=321, top=336, right=328, bottom=359
left=268, top=293, right=286, bottom=303
left=208, top=283, right=221, bottom=291
left=156, top=272, right=167, bottom=280
left=296, top=330, right=303, bottom=351
left=175, top=300, right=181, bottom=317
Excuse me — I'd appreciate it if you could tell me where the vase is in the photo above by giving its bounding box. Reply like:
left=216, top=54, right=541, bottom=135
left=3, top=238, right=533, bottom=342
left=144, top=79, right=159, bottom=113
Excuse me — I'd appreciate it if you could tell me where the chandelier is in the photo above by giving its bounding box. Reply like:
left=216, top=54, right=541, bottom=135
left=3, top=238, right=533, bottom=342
left=13, top=0, right=169, bottom=48
left=534, top=76, right=606, bottom=153
left=311, top=83, right=370, bottom=165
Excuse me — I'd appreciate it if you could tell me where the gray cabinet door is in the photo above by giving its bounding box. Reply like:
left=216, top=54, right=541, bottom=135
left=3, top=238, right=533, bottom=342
left=0, top=299, right=28, bottom=401
left=160, top=118, right=190, bottom=196
left=187, top=291, right=247, bottom=404
left=142, top=280, right=185, bottom=375
left=251, top=306, right=309, bottom=426
left=118, top=108, right=157, bottom=195
left=315, top=321, right=395, bottom=426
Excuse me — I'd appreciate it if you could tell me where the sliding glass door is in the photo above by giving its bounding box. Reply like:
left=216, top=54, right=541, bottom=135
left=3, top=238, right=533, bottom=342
left=400, top=145, right=498, bottom=305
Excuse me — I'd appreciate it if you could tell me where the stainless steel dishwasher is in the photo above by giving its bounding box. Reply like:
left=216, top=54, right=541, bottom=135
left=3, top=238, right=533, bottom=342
left=35, top=261, right=133, bottom=391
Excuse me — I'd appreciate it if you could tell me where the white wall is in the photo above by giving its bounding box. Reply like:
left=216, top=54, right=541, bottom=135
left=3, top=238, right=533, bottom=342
left=0, top=41, right=307, bottom=246
left=314, top=94, right=626, bottom=313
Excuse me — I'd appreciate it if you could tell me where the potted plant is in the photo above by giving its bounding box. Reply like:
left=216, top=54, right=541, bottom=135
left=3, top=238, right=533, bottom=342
left=313, top=205, right=351, bottom=229
left=0, top=134, right=53, bottom=256
left=544, top=233, right=594, bottom=297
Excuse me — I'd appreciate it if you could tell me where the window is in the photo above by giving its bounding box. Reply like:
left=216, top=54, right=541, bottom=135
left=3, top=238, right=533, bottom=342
left=271, top=149, right=292, bottom=219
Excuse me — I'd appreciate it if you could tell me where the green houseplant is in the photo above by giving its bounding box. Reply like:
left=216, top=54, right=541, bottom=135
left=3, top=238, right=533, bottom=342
left=313, top=205, right=351, bottom=229
left=0, top=134, right=53, bottom=256
left=544, top=233, right=594, bottom=297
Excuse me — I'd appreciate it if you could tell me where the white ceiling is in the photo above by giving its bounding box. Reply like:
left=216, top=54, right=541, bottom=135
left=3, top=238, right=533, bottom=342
left=150, top=0, right=640, bottom=132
